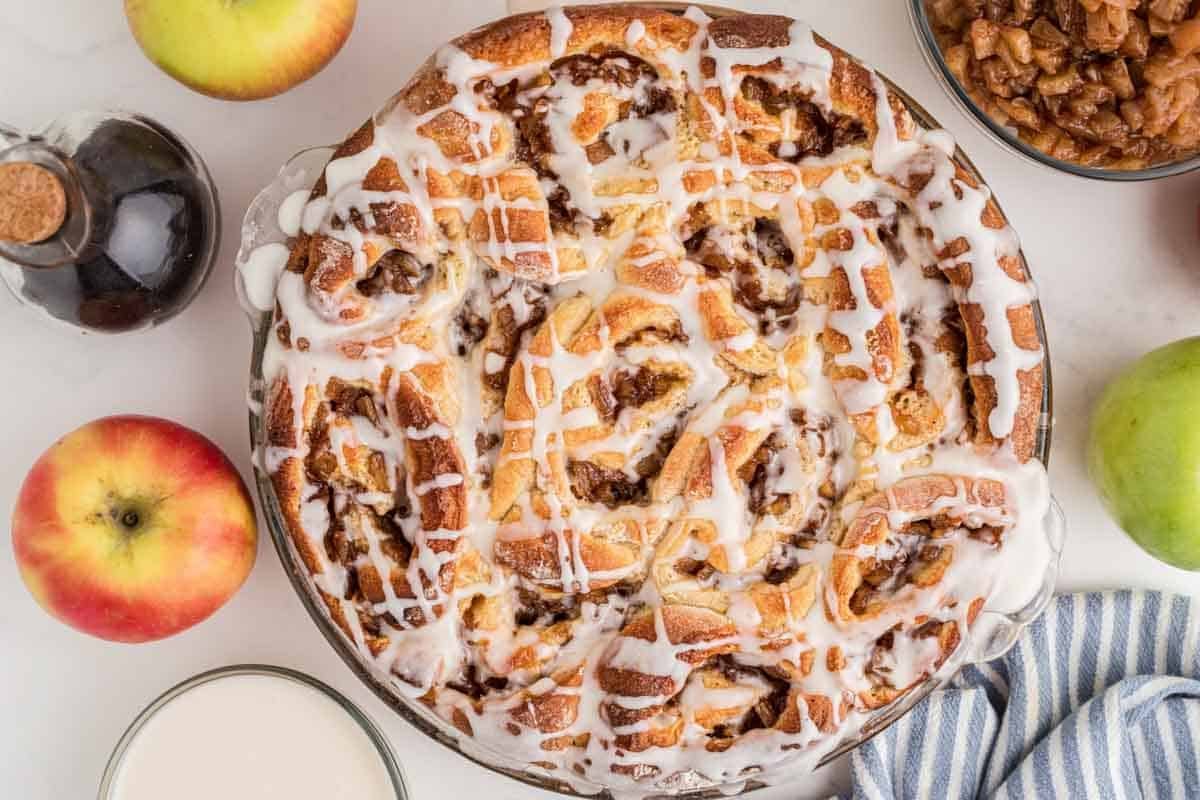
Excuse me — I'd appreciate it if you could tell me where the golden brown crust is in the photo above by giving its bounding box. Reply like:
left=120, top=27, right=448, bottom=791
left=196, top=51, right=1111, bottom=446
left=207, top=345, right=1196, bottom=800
left=829, top=474, right=1009, bottom=625
left=457, top=6, right=694, bottom=67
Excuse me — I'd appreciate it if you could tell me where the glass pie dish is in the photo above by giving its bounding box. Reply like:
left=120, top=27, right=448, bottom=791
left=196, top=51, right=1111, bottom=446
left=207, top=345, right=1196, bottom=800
left=238, top=5, right=1065, bottom=797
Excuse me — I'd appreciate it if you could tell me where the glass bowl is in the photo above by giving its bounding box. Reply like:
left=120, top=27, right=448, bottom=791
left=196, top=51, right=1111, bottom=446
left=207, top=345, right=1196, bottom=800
left=96, top=664, right=409, bottom=800
left=908, top=0, right=1200, bottom=182
left=237, top=7, right=1065, bottom=798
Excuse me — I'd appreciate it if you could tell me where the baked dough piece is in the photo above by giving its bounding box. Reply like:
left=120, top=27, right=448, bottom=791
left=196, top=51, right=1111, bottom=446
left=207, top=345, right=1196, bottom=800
left=259, top=5, right=1050, bottom=793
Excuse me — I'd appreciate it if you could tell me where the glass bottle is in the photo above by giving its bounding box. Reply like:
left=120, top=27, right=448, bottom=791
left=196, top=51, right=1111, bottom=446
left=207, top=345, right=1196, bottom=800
left=0, top=111, right=219, bottom=334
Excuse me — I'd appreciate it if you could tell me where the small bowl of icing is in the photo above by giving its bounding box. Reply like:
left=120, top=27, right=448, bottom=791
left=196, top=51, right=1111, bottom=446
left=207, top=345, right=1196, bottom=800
left=97, top=665, right=408, bottom=800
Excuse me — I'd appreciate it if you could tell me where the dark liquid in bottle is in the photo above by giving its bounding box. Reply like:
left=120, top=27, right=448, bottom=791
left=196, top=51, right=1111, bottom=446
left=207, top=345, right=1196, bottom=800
left=14, top=118, right=217, bottom=333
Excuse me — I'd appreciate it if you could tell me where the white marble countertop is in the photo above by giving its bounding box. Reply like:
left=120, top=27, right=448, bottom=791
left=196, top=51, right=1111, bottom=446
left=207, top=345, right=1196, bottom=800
left=2, top=2, right=1198, bottom=798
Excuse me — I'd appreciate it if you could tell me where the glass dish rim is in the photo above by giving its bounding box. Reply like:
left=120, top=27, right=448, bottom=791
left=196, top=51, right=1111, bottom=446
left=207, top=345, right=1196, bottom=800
left=238, top=5, right=1065, bottom=797
left=95, top=663, right=409, bottom=800
left=907, top=0, right=1200, bottom=182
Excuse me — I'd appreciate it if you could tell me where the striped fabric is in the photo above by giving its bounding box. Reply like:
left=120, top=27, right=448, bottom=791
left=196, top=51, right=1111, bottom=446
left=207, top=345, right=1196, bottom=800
left=846, top=591, right=1200, bottom=799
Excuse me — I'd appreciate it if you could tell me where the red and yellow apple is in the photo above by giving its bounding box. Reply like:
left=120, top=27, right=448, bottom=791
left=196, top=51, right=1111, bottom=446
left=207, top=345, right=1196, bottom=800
left=11, top=415, right=257, bottom=643
left=124, top=0, right=358, bottom=101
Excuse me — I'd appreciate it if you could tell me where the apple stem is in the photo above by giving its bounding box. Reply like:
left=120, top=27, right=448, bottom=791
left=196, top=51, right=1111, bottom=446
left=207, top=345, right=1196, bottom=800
left=121, top=510, right=140, bottom=529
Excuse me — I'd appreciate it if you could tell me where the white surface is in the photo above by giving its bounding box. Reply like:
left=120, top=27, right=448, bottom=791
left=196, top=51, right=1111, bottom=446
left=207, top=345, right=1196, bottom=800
left=1, top=2, right=1197, bottom=799
left=109, top=673, right=394, bottom=800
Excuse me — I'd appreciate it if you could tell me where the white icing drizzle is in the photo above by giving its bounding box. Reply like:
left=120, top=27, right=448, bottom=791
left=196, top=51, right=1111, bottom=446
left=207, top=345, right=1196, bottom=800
left=245, top=6, right=1051, bottom=797
left=547, top=6, right=572, bottom=59
left=237, top=242, right=290, bottom=312
left=278, top=189, right=311, bottom=238
left=868, top=73, right=1038, bottom=439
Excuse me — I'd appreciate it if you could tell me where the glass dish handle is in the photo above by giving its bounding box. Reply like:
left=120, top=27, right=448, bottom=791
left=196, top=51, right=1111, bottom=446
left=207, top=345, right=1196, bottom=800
left=967, top=497, right=1067, bottom=664
left=0, top=121, right=26, bottom=148
left=234, top=144, right=336, bottom=322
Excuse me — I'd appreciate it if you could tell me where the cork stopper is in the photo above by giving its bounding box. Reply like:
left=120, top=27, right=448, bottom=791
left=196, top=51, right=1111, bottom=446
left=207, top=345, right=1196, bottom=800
left=0, top=162, right=68, bottom=245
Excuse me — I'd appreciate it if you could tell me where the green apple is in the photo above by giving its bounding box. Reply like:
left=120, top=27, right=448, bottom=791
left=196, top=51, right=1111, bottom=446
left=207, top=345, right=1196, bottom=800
left=125, top=0, right=358, bottom=101
left=1088, top=337, right=1200, bottom=571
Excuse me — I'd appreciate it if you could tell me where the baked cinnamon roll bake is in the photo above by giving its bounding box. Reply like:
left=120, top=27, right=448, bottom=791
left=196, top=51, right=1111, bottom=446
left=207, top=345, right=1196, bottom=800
left=258, top=5, right=1052, bottom=792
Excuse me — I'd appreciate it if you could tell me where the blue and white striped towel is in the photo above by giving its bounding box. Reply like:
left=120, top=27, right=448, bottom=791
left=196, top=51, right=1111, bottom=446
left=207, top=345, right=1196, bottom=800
left=846, top=591, right=1200, bottom=799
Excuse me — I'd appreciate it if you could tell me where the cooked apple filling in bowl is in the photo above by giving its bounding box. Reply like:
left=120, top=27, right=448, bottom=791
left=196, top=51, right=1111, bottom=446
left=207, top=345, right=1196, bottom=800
left=913, top=0, right=1200, bottom=178
left=239, top=5, right=1063, bottom=797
